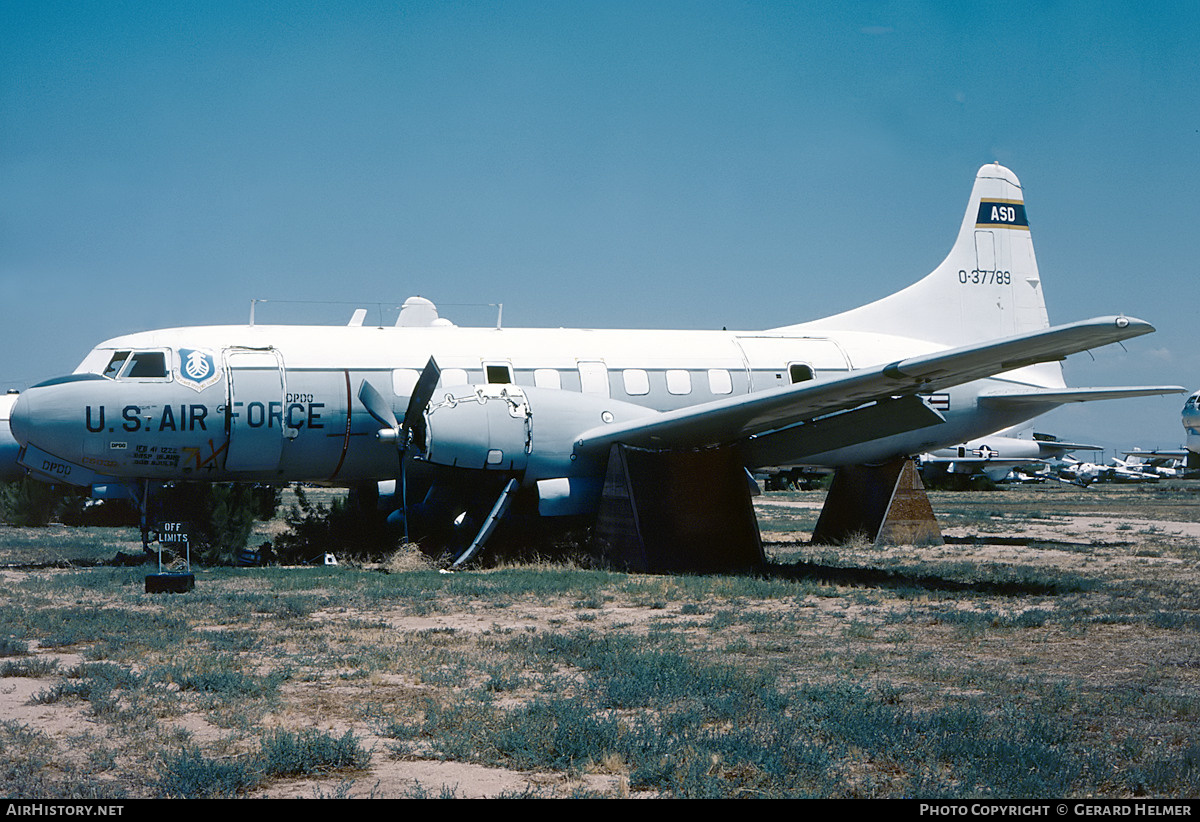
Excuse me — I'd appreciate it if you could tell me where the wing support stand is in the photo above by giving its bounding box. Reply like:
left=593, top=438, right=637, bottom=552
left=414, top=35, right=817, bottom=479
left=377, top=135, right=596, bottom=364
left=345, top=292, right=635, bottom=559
left=595, top=443, right=765, bottom=574
left=450, top=477, right=519, bottom=569
left=810, top=458, right=943, bottom=547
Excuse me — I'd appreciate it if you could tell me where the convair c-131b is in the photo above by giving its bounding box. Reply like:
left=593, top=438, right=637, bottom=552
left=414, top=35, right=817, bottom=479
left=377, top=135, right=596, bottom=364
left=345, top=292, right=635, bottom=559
left=8, top=164, right=1183, bottom=570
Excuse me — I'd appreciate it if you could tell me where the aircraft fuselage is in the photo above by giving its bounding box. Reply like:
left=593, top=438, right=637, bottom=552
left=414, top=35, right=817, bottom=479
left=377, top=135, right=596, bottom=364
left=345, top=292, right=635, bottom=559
left=11, top=321, right=1042, bottom=492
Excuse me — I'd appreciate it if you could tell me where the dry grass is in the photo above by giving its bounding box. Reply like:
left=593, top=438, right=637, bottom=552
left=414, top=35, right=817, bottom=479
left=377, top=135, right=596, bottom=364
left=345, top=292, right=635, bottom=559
left=1, top=481, right=1199, bottom=798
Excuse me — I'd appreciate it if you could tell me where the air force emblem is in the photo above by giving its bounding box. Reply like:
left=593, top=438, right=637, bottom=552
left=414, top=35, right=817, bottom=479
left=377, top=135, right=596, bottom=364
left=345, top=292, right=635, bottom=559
left=177, top=349, right=222, bottom=392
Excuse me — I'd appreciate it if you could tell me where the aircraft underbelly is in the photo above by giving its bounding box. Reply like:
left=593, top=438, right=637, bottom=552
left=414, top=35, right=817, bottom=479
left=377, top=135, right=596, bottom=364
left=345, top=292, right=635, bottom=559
left=794, top=383, right=1042, bottom=467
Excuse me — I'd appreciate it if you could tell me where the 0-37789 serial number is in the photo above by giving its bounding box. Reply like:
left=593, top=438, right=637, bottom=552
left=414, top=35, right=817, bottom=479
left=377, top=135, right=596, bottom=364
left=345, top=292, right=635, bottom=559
left=959, top=269, right=1012, bottom=285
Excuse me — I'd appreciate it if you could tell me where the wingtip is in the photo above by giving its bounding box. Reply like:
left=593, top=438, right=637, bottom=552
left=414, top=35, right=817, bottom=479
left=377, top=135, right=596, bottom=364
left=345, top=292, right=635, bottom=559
left=1113, top=315, right=1155, bottom=335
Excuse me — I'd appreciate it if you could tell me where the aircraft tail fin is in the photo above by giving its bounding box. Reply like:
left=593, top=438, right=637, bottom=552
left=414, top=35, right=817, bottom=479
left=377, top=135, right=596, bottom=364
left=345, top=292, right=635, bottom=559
left=793, top=163, right=1053, bottom=352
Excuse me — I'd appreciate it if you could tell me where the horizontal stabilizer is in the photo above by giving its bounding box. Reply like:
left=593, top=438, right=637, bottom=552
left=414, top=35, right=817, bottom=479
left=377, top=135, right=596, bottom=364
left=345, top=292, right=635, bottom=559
left=979, top=386, right=1185, bottom=409
left=1121, top=448, right=1188, bottom=459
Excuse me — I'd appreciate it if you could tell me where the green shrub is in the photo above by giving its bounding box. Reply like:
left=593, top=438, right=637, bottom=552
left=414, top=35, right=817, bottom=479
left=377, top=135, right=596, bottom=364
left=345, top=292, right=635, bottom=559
left=273, top=485, right=398, bottom=563
left=153, top=747, right=259, bottom=798
left=257, top=728, right=370, bottom=777
left=0, top=479, right=84, bottom=526
left=153, top=483, right=279, bottom=565
left=0, top=637, right=29, bottom=657
left=0, top=657, right=58, bottom=677
left=153, top=730, right=369, bottom=798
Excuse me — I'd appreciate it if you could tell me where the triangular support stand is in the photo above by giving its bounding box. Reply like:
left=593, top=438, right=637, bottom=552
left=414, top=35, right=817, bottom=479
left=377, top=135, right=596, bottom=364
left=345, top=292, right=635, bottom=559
left=810, top=457, right=943, bottom=547
left=595, top=443, right=765, bottom=574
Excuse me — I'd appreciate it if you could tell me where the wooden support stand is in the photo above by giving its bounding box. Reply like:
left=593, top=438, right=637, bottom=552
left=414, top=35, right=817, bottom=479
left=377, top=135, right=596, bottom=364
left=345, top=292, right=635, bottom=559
left=810, top=458, right=943, bottom=547
left=595, top=444, right=765, bottom=574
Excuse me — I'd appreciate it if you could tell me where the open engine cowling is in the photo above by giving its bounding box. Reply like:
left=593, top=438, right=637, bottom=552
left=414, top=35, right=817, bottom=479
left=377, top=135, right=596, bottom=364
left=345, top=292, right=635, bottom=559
left=422, top=384, right=532, bottom=471
left=420, top=383, right=655, bottom=486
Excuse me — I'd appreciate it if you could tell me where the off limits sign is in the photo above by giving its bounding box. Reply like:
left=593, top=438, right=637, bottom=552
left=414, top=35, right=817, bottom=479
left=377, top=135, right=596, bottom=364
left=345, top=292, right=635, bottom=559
left=146, top=522, right=195, bottom=594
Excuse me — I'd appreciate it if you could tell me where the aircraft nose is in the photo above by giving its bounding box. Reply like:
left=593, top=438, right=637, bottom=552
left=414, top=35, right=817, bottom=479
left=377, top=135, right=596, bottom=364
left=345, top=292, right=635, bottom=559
left=9, top=389, right=34, bottom=449
left=0, top=392, right=23, bottom=481
left=6, top=375, right=99, bottom=466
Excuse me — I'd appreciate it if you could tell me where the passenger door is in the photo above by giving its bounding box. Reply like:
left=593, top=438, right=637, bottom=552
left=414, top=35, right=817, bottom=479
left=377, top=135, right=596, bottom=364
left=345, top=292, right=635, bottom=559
left=224, top=348, right=286, bottom=472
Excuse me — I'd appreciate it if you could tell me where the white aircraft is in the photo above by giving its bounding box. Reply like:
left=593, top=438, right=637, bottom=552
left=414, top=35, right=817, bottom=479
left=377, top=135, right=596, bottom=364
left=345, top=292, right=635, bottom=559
left=6, top=163, right=1183, bottom=568
left=1115, top=450, right=1184, bottom=479
left=1050, top=456, right=1111, bottom=486
left=1049, top=454, right=1165, bottom=486
left=918, top=431, right=1101, bottom=484
left=0, top=392, right=23, bottom=482
left=1183, top=391, right=1200, bottom=469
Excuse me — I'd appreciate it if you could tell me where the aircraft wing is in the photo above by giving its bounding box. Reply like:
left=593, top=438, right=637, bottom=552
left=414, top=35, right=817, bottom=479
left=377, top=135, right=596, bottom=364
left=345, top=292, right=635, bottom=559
left=1035, top=440, right=1103, bottom=453
left=574, top=316, right=1164, bottom=464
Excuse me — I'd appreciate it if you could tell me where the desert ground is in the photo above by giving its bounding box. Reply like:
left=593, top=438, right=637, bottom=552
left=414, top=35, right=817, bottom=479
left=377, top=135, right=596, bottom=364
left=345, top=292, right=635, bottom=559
left=1, top=481, right=1198, bottom=798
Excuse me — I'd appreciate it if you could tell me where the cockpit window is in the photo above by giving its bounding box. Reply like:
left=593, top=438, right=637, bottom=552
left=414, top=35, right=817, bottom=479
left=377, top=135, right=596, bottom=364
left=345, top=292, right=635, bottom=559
left=103, top=351, right=130, bottom=378
left=125, top=351, right=167, bottom=378
left=102, top=350, right=169, bottom=380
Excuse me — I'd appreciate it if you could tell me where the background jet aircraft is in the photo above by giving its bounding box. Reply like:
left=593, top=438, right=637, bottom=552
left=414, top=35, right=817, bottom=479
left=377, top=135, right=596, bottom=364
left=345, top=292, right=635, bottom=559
left=917, top=430, right=1101, bottom=486
left=7, top=164, right=1183, bottom=569
left=1113, top=450, right=1185, bottom=480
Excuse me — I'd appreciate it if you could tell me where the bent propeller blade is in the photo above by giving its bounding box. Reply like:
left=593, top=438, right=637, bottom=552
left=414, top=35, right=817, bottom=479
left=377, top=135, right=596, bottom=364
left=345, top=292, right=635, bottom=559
left=402, top=357, right=441, bottom=454
left=358, top=379, right=398, bottom=430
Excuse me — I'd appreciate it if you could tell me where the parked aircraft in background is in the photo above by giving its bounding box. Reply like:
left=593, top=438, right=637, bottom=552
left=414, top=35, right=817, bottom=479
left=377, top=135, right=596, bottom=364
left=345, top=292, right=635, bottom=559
left=0, top=392, right=24, bottom=483
left=1051, top=456, right=1112, bottom=486
left=6, top=164, right=1183, bottom=569
left=917, top=430, right=1101, bottom=486
left=1183, top=391, right=1200, bottom=470
left=1043, top=453, right=1176, bottom=487
left=1116, top=450, right=1186, bottom=479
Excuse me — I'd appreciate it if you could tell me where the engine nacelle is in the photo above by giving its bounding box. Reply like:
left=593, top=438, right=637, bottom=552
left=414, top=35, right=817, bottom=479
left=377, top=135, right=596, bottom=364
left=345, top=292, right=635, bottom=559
left=423, top=384, right=532, bottom=471
left=421, top=384, right=655, bottom=482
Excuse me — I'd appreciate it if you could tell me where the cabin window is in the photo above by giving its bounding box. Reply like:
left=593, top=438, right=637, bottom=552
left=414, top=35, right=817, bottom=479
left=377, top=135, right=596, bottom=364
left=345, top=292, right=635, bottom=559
left=533, top=369, right=561, bottom=390
left=440, top=368, right=469, bottom=388
left=392, top=369, right=420, bottom=397
left=788, top=363, right=815, bottom=384
left=578, top=362, right=610, bottom=397
left=485, top=364, right=513, bottom=384
left=666, top=369, right=692, bottom=395
left=708, top=369, right=733, bottom=395
left=622, top=369, right=650, bottom=396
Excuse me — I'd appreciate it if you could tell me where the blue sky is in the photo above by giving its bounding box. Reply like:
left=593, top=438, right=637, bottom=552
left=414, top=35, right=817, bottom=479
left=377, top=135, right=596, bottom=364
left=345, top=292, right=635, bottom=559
left=3, top=1, right=1197, bottom=452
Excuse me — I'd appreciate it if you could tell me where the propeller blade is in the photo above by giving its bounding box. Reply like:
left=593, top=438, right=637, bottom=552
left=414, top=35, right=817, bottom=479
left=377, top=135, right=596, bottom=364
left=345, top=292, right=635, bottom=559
left=358, top=380, right=398, bottom=430
left=451, top=477, right=519, bottom=569
left=401, top=357, right=441, bottom=454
